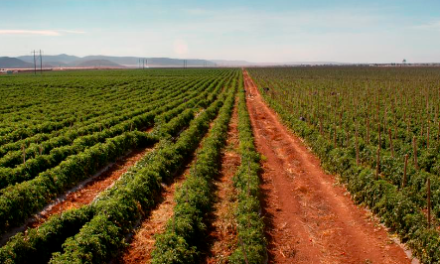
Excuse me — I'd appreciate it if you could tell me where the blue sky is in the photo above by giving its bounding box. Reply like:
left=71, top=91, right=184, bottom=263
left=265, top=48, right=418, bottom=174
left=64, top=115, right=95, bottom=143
left=1, top=0, right=440, bottom=63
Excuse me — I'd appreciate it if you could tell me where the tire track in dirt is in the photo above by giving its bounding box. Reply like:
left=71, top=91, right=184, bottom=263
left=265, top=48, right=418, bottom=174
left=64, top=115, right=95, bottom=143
left=243, top=69, right=412, bottom=264
left=204, top=99, right=240, bottom=264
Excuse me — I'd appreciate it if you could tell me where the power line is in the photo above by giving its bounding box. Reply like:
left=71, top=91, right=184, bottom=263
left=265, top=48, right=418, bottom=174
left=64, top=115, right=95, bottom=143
left=31, top=50, right=37, bottom=75
left=39, top=50, right=43, bottom=74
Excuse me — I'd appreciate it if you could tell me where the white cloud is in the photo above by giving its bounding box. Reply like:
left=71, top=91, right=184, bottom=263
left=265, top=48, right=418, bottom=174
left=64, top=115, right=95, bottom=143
left=0, top=30, right=85, bottom=36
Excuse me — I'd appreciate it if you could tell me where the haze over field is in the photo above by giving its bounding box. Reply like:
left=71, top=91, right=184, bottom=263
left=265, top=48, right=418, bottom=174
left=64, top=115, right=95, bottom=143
left=1, top=0, right=440, bottom=64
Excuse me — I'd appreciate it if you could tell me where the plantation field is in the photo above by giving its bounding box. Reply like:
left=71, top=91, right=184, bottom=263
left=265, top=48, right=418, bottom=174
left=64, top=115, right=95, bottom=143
left=249, top=66, right=440, bottom=263
left=0, top=67, right=438, bottom=264
left=0, top=69, right=265, bottom=264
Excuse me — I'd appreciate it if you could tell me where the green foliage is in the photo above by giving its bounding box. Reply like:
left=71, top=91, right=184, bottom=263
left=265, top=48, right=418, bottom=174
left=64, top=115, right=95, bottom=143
left=151, top=77, right=237, bottom=264
left=0, top=69, right=239, bottom=263
left=0, top=207, right=95, bottom=264
left=48, top=73, right=237, bottom=264
left=229, top=74, right=266, bottom=264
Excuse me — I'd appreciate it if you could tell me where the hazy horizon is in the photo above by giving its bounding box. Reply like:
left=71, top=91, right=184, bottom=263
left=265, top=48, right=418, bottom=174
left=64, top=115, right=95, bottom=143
left=1, top=0, right=440, bottom=64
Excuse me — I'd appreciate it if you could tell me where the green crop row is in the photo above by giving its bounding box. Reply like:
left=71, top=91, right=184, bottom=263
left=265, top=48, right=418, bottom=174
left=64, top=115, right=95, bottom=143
left=151, top=77, right=236, bottom=264
left=0, top=82, right=227, bottom=264
left=0, top=78, right=232, bottom=264
left=0, top=72, right=231, bottom=235
left=0, top=72, right=186, bottom=129
left=0, top=75, right=205, bottom=155
left=0, top=75, right=221, bottom=189
left=0, top=206, right=96, bottom=264
left=0, top=69, right=238, bottom=263
left=47, top=86, right=230, bottom=264
left=0, top=69, right=233, bottom=148
left=0, top=130, right=157, bottom=235
left=229, top=75, right=266, bottom=264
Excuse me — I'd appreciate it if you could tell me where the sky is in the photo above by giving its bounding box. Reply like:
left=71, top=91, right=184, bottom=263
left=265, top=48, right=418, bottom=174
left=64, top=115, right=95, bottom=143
left=1, top=0, right=440, bottom=63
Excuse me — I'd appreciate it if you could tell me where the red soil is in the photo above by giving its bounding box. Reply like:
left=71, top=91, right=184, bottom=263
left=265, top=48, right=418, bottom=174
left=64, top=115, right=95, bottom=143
left=243, top=69, right=413, bottom=264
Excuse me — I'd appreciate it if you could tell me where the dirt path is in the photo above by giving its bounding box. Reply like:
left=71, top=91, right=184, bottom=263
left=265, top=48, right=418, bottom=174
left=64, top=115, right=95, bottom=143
left=29, top=147, right=154, bottom=228
left=204, top=100, right=241, bottom=264
left=243, top=69, right=413, bottom=264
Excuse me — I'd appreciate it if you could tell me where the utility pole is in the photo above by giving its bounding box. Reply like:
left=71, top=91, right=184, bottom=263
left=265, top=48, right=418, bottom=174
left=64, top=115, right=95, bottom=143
left=32, top=50, right=37, bottom=75
left=39, top=50, right=43, bottom=74
left=146, top=59, right=148, bottom=68
left=142, top=58, right=145, bottom=69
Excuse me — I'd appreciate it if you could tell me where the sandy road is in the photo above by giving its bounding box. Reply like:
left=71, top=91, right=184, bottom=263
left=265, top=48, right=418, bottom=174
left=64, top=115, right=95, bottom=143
left=243, top=69, right=412, bottom=264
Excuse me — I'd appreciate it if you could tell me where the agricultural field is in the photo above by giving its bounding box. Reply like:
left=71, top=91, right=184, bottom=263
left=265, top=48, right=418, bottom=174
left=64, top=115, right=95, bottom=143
left=0, top=67, right=439, bottom=264
left=0, top=69, right=265, bottom=264
left=248, top=66, right=440, bottom=263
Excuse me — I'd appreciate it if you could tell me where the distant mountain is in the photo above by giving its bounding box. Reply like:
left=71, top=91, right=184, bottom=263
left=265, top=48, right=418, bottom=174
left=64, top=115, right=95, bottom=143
left=3, top=54, right=356, bottom=69
left=14, top=54, right=218, bottom=68
left=76, top=59, right=123, bottom=68
left=44, top=61, right=69, bottom=67
left=71, top=56, right=216, bottom=67
left=18, top=54, right=80, bottom=64
left=0, top=57, right=33, bottom=68
left=5, top=54, right=251, bottom=68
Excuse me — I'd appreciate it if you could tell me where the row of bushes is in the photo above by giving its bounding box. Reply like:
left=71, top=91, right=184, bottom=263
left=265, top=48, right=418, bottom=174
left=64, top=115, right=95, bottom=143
left=0, top=206, right=95, bottom=264
left=0, top=76, right=219, bottom=189
left=0, top=131, right=157, bottom=236
left=0, top=73, right=229, bottom=233
left=229, top=75, right=266, bottom=264
left=47, top=87, right=230, bottom=264
left=262, top=79, right=440, bottom=221
left=151, top=79, right=236, bottom=264
left=251, top=74, right=440, bottom=263
left=0, top=75, right=211, bottom=166
left=258, top=78, right=440, bottom=214
left=0, top=75, right=208, bottom=156
left=0, top=75, right=207, bottom=147
left=0, top=79, right=172, bottom=147
left=255, top=75, right=440, bottom=180
left=0, top=80, right=231, bottom=264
